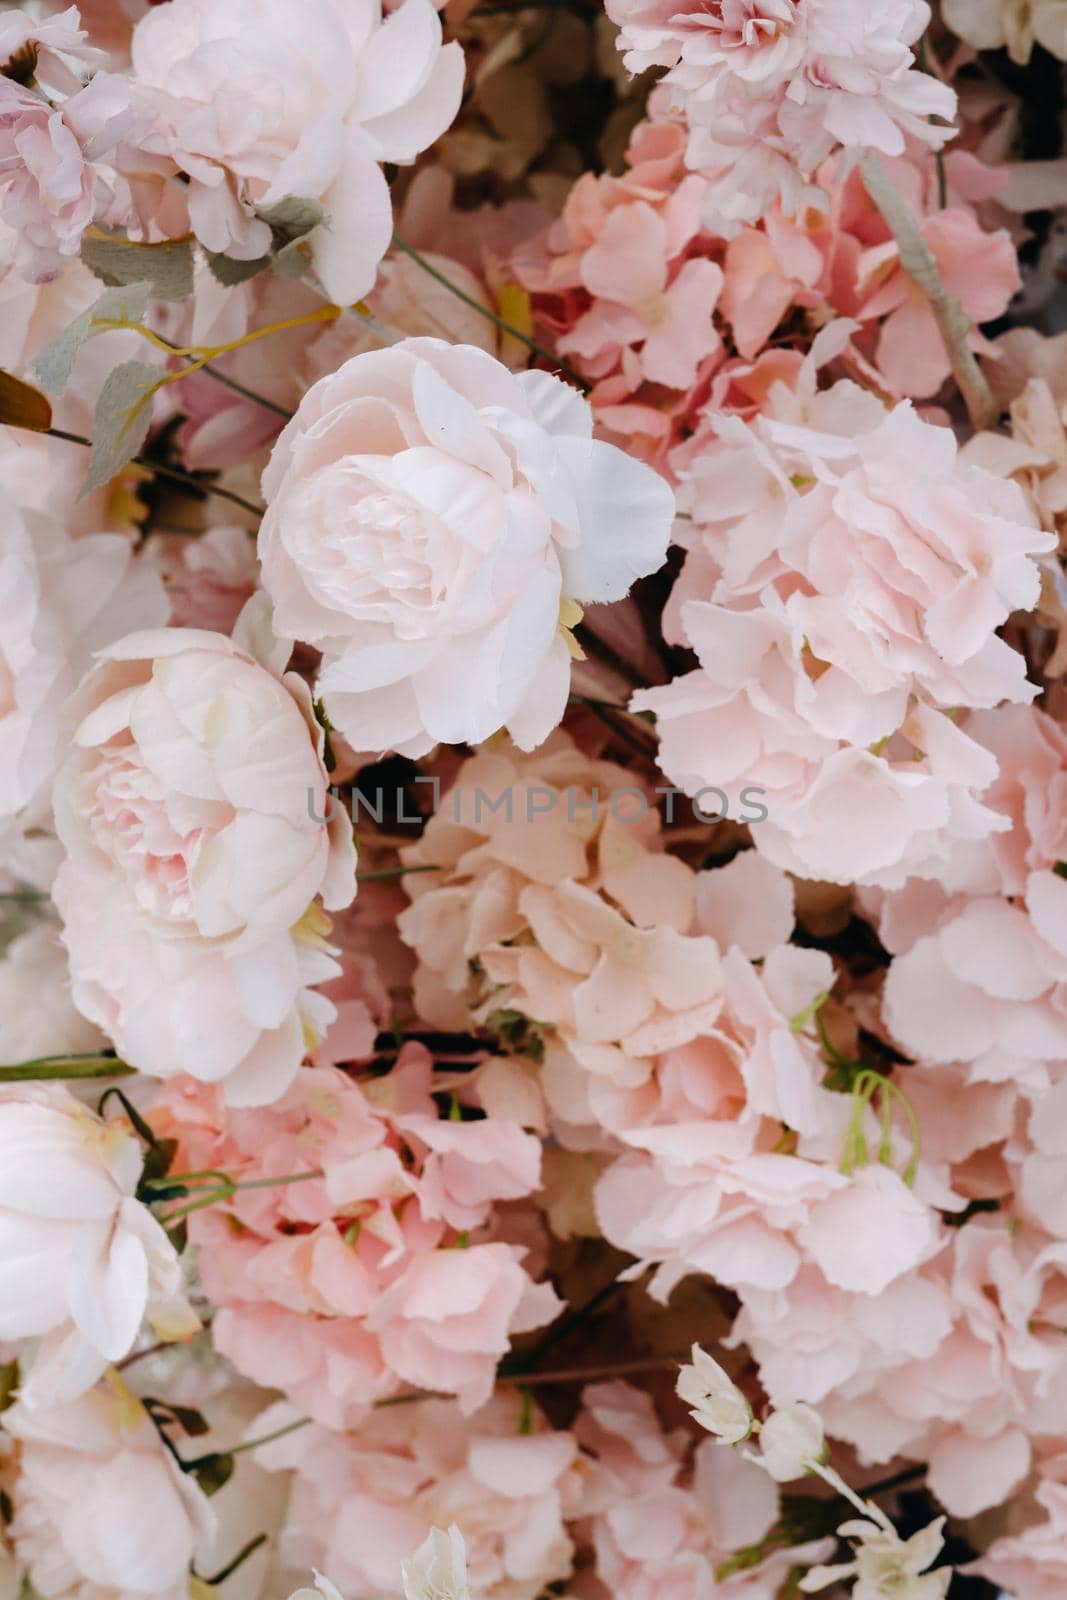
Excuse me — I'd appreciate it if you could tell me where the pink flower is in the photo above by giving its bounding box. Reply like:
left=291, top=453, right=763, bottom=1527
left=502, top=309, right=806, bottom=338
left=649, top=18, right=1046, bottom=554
left=972, top=1466, right=1067, bottom=1599
left=859, top=207, right=1020, bottom=398
left=146, top=525, right=258, bottom=635
left=0, top=1085, right=196, bottom=1406
left=365, top=1245, right=561, bottom=1412
left=637, top=389, right=1055, bottom=885
left=0, top=8, right=103, bottom=95
left=52, top=621, right=357, bottom=1106
left=128, top=0, right=465, bottom=304
left=259, top=340, right=674, bottom=758
left=0, top=81, right=96, bottom=283
left=150, top=1051, right=554, bottom=1420
left=4, top=1383, right=216, bottom=1600
left=606, top=0, right=957, bottom=232
left=254, top=1392, right=581, bottom=1599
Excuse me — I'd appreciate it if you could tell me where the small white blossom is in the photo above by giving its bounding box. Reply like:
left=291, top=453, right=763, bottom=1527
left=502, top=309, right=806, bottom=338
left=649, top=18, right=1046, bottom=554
left=288, top=1574, right=346, bottom=1600
left=800, top=1515, right=951, bottom=1600
left=675, top=1344, right=753, bottom=1444
left=401, top=1525, right=470, bottom=1600
left=758, top=1402, right=828, bottom=1482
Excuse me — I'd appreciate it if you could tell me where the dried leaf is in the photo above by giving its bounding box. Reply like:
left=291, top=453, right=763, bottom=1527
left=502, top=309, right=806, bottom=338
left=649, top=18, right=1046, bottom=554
left=81, top=360, right=159, bottom=495
left=191, top=1452, right=235, bottom=1497
left=34, top=283, right=150, bottom=397
left=0, top=370, right=52, bottom=432
left=81, top=227, right=194, bottom=302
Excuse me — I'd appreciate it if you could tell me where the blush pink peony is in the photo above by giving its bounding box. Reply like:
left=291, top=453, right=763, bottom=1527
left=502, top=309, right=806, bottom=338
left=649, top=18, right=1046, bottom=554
left=52, top=621, right=357, bottom=1106
left=128, top=0, right=465, bottom=304
left=258, top=340, right=674, bottom=758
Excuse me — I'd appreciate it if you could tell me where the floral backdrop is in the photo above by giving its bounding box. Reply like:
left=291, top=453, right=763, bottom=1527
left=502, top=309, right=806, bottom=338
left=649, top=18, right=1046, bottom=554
left=0, top=1, right=1066, bottom=1598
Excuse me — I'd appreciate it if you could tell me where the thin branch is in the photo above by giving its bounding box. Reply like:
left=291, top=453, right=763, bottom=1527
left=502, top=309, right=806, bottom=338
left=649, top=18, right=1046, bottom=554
left=150, top=333, right=293, bottom=419
left=503, top=1354, right=685, bottom=1386
left=391, top=235, right=589, bottom=391
left=858, top=152, right=997, bottom=431
left=44, top=427, right=265, bottom=518
left=0, top=1053, right=135, bottom=1082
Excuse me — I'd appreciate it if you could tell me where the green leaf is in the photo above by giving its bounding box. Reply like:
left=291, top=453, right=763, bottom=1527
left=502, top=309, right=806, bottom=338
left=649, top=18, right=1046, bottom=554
left=81, top=360, right=159, bottom=494
left=80, top=228, right=194, bottom=302
left=0, top=370, right=52, bottom=432
left=255, top=195, right=328, bottom=243
left=203, top=249, right=270, bottom=287
left=34, top=283, right=150, bottom=397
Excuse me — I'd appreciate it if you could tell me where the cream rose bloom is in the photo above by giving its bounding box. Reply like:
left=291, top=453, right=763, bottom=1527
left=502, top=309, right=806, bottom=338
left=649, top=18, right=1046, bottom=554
left=259, top=339, right=675, bottom=757
left=129, top=0, right=465, bottom=304
left=0, top=1085, right=196, bottom=1407
left=53, top=618, right=357, bottom=1106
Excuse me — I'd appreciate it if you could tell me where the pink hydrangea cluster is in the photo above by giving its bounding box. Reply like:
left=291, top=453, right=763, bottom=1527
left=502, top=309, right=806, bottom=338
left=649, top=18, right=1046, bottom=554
left=149, top=1046, right=559, bottom=1423
left=511, top=121, right=1020, bottom=469
left=605, top=0, right=957, bottom=231
left=1, top=0, right=1067, bottom=1594
left=639, top=372, right=1055, bottom=885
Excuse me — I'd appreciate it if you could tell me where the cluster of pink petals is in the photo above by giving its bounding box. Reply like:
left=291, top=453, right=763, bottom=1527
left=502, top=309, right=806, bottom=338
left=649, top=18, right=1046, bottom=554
left=251, top=1390, right=580, bottom=1598
left=3, top=1383, right=216, bottom=1600
left=150, top=1047, right=559, bottom=1421
left=575, top=1381, right=834, bottom=1600
left=637, top=371, right=1054, bottom=885
left=0, top=9, right=139, bottom=281
left=605, top=0, right=957, bottom=232
left=878, top=704, right=1067, bottom=1093
left=248, top=1378, right=830, bottom=1600
left=732, top=1216, right=1067, bottom=1517
left=972, top=1456, right=1067, bottom=1596
left=397, top=740, right=938, bottom=1309
left=512, top=125, right=1019, bottom=469
left=512, top=121, right=723, bottom=423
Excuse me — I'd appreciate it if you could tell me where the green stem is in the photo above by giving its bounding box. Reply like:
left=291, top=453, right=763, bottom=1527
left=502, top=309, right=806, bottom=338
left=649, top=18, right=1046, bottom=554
left=198, top=1534, right=269, bottom=1588
left=211, top=1415, right=312, bottom=1461
left=44, top=427, right=265, bottom=519
left=0, top=1054, right=135, bottom=1082
left=391, top=235, right=589, bottom=391
left=155, top=1167, right=325, bottom=1225
left=153, top=334, right=292, bottom=419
